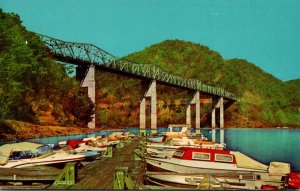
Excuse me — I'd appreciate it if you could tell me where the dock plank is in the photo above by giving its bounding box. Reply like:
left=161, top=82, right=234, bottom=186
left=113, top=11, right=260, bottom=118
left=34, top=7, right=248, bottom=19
left=48, top=137, right=146, bottom=189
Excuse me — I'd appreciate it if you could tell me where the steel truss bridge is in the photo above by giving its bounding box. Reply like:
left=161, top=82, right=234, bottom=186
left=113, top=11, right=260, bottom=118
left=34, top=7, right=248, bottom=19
left=38, top=34, right=237, bottom=101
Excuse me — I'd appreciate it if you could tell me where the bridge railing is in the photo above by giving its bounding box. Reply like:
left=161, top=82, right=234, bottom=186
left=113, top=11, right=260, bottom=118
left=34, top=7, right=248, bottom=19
left=38, top=34, right=237, bottom=101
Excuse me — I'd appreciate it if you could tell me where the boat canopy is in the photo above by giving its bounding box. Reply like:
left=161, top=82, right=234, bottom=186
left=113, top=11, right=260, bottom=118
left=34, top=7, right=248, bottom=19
left=0, top=142, right=43, bottom=165
left=231, top=151, right=268, bottom=171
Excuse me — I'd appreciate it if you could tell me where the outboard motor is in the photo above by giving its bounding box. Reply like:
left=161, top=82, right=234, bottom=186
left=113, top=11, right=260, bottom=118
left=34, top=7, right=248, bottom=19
left=288, top=172, right=300, bottom=189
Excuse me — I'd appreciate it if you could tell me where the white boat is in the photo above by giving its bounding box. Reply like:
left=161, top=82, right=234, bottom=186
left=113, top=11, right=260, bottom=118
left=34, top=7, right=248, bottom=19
left=59, top=140, right=107, bottom=153
left=0, top=142, right=88, bottom=168
left=73, top=142, right=107, bottom=153
left=145, top=147, right=291, bottom=185
left=147, top=124, right=208, bottom=143
left=107, top=132, right=128, bottom=141
left=0, top=151, right=89, bottom=168
left=59, top=137, right=119, bottom=148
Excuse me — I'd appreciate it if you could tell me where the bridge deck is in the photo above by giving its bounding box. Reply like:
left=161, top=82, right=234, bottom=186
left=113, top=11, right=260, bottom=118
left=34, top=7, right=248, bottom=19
left=39, top=34, right=237, bottom=101
left=48, top=137, right=146, bottom=189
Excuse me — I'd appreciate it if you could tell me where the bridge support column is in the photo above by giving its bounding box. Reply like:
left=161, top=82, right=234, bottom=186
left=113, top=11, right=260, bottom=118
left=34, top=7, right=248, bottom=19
left=81, top=64, right=96, bottom=129
left=186, top=91, right=200, bottom=134
left=220, top=97, right=224, bottom=144
left=150, top=81, right=157, bottom=134
left=195, top=91, right=200, bottom=134
left=139, top=98, right=146, bottom=135
left=211, top=107, right=216, bottom=142
left=140, top=80, right=157, bottom=134
left=211, top=97, right=224, bottom=143
left=186, top=105, right=191, bottom=125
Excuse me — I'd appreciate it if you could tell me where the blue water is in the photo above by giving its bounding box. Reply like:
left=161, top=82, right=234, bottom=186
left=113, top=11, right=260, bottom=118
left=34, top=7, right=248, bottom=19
left=115, top=127, right=300, bottom=172
left=1, top=127, right=299, bottom=171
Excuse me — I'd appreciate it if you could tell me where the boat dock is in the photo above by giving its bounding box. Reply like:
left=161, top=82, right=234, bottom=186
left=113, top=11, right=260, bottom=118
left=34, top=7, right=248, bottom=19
left=48, top=136, right=146, bottom=190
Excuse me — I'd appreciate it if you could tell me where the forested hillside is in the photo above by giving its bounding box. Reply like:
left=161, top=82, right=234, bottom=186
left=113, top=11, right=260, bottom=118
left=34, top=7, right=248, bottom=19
left=94, top=40, right=300, bottom=128
left=120, top=40, right=300, bottom=127
left=0, top=9, right=94, bottom=129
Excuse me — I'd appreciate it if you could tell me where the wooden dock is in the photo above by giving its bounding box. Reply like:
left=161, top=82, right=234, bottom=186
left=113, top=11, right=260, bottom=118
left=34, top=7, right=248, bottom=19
left=48, top=136, right=146, bottom=189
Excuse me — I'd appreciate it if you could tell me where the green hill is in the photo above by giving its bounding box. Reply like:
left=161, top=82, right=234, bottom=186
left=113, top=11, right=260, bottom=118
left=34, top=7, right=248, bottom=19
left=286, top=79, right=300, bottom=89
left=118, top=40, right=300, bottom=127
left=0, top=9, right=94, bottom=127
left=285, top=79, right=300, bottom=115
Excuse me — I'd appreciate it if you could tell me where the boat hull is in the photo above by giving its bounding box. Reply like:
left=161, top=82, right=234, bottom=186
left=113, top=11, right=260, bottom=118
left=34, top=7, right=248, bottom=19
left=145, top=157, right=265, bottom=174
left=145, top=172, right=285, bottom=190
left=1, top=152, right=86, bottom=168
left=145, top=156, right=286, bottom=188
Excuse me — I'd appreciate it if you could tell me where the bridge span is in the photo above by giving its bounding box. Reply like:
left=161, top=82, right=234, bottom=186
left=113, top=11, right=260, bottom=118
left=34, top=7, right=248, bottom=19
left=38, top=34, right=237, bottom=144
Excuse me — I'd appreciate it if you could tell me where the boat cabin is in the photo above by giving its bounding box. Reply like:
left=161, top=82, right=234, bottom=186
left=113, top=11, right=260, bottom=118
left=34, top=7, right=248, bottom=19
left=172, top=147, right=237, bottom=164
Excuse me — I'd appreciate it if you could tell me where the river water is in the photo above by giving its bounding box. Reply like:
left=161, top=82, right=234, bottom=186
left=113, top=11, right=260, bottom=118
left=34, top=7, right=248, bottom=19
left=1, top=127, right=300, bottom=171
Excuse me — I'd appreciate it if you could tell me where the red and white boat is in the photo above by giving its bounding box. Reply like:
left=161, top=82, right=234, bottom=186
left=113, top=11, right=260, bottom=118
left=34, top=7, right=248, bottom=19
left=145, top=147, right=292, bottom=186
left=146, top=137, right=225, bottom=158
left=64, top=140, right=107, bottom=153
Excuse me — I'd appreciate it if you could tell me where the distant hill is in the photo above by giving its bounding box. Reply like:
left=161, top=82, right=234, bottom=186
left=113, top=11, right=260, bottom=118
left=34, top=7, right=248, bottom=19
left=285, top=79, right=300, bottom=116
left=115, top=40, right=300, bottom=127
left=286, top=79, right=300, bottom=90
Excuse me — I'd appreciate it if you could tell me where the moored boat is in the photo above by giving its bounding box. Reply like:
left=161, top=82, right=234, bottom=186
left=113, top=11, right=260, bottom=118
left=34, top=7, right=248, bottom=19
left=0, top=142, right=90, bottom=168
left=146, top=124, right=208, bottom=143
left=65, top=140, right=107, bottom=153
left=107, top=132, right=131, bottom=141
left=0, top=142, right=99, bottom=168
left=145, top=171, right=287, bottom=190
left=146, top=137, right=226, bottom=158
left=145, top=147, right=292, bottom=186
left=0, top=151, right=89, bottom=168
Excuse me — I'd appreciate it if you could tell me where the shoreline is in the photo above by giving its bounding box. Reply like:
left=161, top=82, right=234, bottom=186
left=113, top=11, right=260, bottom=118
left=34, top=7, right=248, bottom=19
left=0, top=120, right=299, bottom=143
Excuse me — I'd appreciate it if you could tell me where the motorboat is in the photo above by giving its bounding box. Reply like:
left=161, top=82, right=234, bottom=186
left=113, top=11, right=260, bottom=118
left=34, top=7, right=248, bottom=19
left=84, top=136, right=119, bottom=147
left=147, top=124, right=208, bottom=143
left=0, top=151, right=91, bottom=168
left=145, top=147, right=292, bottom=186
left=145, top=171, right=300, bottom=190
left=0, top=142, right=90, bottom=168
left=59, top=136, right=119, bottom=148
left=107, top=132, right=129, bottom=141
left=63, top=140, right=107, bottom=153
left=146, top=137, right=225, bottom=158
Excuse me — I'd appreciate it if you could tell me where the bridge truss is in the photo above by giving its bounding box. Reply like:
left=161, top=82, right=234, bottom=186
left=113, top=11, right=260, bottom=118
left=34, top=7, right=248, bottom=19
left=38, top=34, right=237, bottom=101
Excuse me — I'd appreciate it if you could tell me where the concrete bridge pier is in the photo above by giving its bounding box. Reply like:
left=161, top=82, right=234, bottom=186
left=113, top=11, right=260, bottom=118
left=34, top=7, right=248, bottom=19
left=219, top=97, right=224, bottom=144
left=139, top=98, right=146, bottom=134
left=186, top=91, right=200, bottom=134
left=81, top=64, right=96, bottom=129
left=211, top=97, right=224, bottom=143
left=211, top=106, right=216, bottom=142
left=140, top=80, right=157, bottom=134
